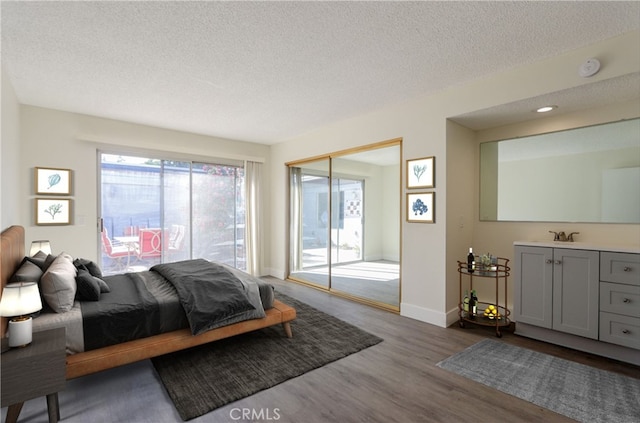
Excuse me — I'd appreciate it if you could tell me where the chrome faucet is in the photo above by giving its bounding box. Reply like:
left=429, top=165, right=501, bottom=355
left=567, top=232, right=580, bottom=242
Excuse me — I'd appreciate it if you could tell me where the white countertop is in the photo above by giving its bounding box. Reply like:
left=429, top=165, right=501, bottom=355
left=514, top=241, right=640, bottom=254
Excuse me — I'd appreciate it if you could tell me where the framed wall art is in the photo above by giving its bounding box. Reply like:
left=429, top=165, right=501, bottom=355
left=35, top=198, right=72, bottom=225
left=406, top=156, right=434, bottom=189
left=35, top=167, right=72, bottom=195
left=407, top=192, right=434, bottom=223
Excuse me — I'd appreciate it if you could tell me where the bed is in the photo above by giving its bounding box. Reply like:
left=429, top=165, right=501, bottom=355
left=0, top=225, right=296, bottom=380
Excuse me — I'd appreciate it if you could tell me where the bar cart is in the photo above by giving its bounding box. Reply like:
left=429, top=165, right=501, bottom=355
left=457, top=257, right=510, bottom=337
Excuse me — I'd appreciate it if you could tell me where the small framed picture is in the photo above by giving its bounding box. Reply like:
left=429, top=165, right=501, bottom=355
left=35, top=198, right=72, bottom=225
left=35, top=167, right=72, bottom=195
left=407, top=192, right=434, bottom=223
left=406, top=156, right=435, bottom=189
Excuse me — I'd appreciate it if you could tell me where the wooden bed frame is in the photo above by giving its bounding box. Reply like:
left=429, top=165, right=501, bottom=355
left=1, top=225, right=296, bottom=380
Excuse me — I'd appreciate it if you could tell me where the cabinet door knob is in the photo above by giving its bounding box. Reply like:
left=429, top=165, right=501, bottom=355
left=554, top=260, right=562, bottom=265
left=545, top=259, right=553, bottom=264
left=623, top=298, right=631, bottom=303
left=623, top=266, right=631, bottom=272
left=622, top=329, right=630, bottom=334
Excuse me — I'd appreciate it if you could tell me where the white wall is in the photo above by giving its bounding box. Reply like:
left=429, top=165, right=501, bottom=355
left=445, top=120, right=476, bottom=325
left=14, top=106, right=271, bottom=271
left=1, top=66, right=21, bottom=229
left=269, top=30, right=640, bottom=327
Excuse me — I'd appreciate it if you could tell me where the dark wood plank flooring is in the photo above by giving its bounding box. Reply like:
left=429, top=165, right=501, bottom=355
left=264, top=277, right=640, bottom=423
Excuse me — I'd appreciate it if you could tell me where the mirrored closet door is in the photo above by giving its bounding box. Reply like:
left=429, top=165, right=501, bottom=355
left=288, top=140, right=401, bottom=311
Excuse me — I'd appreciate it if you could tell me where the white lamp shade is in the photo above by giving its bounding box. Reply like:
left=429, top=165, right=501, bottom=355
left=30, top=240, right=52, bottom=256
left=0, top=282, right=42, bottom=317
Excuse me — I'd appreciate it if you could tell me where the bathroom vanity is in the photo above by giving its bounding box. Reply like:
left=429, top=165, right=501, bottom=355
left=514, top=241, right=640, bottom=366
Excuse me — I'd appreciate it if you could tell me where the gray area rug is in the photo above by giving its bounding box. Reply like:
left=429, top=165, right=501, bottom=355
left=437, top=339, right=640, bottom=423
left=151, top=294, right=383, bottom=421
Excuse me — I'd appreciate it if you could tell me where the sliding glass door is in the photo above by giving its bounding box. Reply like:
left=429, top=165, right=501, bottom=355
left=99, top=153, right=244, bottom=274
left=289, top=160, right=330, bottom=288
left=191, top=163, right=245, bottom=269
left=288, top=140, right=401, bottom=310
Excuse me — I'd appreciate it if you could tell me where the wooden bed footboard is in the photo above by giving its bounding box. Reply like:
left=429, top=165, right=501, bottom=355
left=1, top=225, right=297, bottom=381
left=66, top=300, right=296, bottom=379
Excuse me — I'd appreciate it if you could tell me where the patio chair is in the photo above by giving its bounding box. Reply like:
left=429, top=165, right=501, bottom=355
left=101, top=229, right=132, bottom=271
left=168, top=224, right=185, bottom=251
left=136, top=228, right=165, bottom=260
left=166, top=224, right=186, bottom=261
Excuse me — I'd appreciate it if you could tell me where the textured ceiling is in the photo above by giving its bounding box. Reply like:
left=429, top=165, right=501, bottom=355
left=2, top=1, right=639, bottom=144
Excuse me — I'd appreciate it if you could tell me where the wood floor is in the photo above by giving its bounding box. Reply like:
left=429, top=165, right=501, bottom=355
left=5, top=277, right=640, bottom=423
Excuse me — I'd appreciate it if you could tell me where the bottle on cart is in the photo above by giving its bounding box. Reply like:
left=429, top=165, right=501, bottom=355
left=463, top=290, right=470, bottom=314
left=468, top=290, right=476, bottom=319
left=471, top=290, right=478, bottom=317
left=467, top=248, right=475, bottom=273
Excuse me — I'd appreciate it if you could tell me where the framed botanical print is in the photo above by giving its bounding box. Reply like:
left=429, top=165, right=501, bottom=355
left=407, top=192, right=434, bottom=223
left=35, top=167, right=72, bottom=195
left=406, top=156, right=434, bottom=189
left=35, top=198, right=72, bottom=225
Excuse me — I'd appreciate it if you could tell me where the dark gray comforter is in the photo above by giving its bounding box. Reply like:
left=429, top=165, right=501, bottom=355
left=152, top=259, right=266, bottom=335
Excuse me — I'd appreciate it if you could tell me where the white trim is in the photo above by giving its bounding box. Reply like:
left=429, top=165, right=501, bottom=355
left=79, top=134, right=266, bottom=164
left=267, top=267, right=287, bottom=280
left=400, top=302, right=448, bottom=328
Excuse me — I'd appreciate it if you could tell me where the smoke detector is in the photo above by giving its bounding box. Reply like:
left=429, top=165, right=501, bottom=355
left=579, top=58, right=601, bottom=78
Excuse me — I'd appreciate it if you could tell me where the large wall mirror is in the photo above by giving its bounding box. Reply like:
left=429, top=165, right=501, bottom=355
left=480, top=118, right=640, bottom=223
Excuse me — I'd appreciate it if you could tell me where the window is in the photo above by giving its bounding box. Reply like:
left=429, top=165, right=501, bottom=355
left=99, top=153, right=245, bottom=274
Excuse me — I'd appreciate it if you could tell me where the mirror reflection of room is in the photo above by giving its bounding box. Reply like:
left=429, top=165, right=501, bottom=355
left=479, top=118, right=640, bottom=223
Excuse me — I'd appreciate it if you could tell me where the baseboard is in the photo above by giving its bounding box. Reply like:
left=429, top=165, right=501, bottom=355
left=515, top=322, right=640, bottom=367
left=401, top=302, right=447, bottom=328
left=266, top=268, right=286, bottom=280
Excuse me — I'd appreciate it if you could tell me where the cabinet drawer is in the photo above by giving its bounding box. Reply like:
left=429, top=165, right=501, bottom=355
left=600, top=252, right=640, bottom=286
left=599, top=312, right=640, bottom=350
left=599, top=282, right=640, bottom=318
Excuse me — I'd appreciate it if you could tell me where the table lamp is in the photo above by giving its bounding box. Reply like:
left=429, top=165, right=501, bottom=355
left=29, top=240, right=52, bottom=256
left=0, top=282, right=43, bottom=347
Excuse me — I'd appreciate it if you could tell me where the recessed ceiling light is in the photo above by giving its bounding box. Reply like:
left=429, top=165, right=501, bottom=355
left=536, top=105, right=558, bottom=113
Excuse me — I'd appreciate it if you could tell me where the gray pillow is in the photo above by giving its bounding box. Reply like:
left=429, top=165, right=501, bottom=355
left=73, top=259, right=109, bottom=293
left=40, top=253, right=77, bottom=313
left=26, top=252, right=56, bottom=272
left=10, top=259, right=44, bottom=282
left=75, top=269, right=101, bottom=301
left=73, top=258, right=103, bottom=279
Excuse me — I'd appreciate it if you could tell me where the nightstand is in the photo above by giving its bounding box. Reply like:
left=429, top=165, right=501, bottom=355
left=1, top=327, right=66, bottom=423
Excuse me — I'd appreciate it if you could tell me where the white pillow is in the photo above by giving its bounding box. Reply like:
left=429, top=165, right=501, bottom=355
left=40, top=253, right=77, bottom=313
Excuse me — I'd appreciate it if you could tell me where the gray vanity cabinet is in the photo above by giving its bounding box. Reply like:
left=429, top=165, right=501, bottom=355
left=599, top=252, right=640, bottom=350
left=514, top=242, right=640, bottom=365
left=513, top=246, right=553, bottom=328
left=514, top=246, right=599, bottom=340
